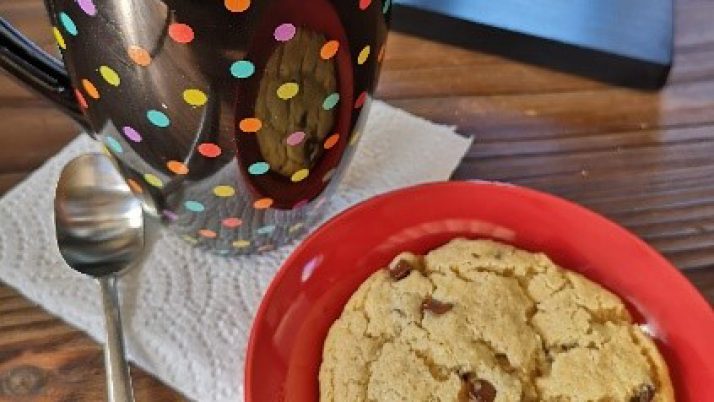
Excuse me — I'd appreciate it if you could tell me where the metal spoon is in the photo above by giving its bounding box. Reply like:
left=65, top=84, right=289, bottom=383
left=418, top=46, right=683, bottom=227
left=54, top=153, right=143, bottom=402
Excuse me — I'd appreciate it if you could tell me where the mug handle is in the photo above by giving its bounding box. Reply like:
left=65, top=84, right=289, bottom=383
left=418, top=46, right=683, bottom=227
left=0, top=18, right=90, bottom=129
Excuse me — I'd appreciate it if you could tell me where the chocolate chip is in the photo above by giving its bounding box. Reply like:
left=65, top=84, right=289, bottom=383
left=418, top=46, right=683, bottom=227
left=459, top=374, right=497, bottom=402
left=630, top=384, right=656, bottom=402
left=421, top=297, right=453, bottom=315
left=388, top=259, right=413, bottom=281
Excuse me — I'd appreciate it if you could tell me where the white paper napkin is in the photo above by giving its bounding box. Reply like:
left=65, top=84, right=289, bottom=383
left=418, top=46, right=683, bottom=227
left=0, top=100, right=472, bottom=401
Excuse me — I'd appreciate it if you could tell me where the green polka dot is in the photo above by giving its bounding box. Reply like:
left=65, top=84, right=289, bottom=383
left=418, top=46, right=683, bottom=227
left=59, top=13, right=78, bottom=36
left=230, top=60, right=255, bottom=78
left=99, top=66, right=120, bottom=86
left=184, top=200, right=205, bottom=212
left=322, top=93, right=340, bottom=110
left=104, top=137, right=122, bottom=153
left=143, top=173, right=163, bottom=188
left=248, top=162, right=270, bottom=175
left=147, top=110, right=170, bottom=127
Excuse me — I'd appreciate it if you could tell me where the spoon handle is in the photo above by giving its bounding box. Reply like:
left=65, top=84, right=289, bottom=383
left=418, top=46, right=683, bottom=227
left=99, top=275, right=135, bottom=402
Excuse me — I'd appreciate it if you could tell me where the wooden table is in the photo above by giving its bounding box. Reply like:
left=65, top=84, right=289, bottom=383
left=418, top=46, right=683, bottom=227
left=1, top=0, right=712, bottom=400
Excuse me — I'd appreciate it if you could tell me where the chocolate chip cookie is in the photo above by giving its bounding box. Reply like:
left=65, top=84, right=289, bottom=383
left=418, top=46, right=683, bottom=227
left=319, top=239, right=674, bottom=402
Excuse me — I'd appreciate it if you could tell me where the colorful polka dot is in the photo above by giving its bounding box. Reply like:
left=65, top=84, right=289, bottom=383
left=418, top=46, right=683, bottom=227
left=253, top=198, right=273, bottom=209
left=324, top=133, right=340, bottom=149
left=213, top=185, right=235, bottom=197
left=350, top=131, right=361, bottom=145
left=322, top=93, right=340, bottom=110
left=185, top=200, right=205, bottom=212
left=53, top=27, right=66, bottom=50
left=355, top=91, right=367, bottom=109
left=286, top=131, right=305, bottom=146
left=358, top=45, right=371, bottom=65
left=128, top=45, right=151, bottom=66
left=199, top=229, right=217, bottom=239
left=81, top=79, right=99, bottom=99
left=143, top=173, right=163, bottom=188
left=292, top=200, right=309, bottom=209
left=323, top=168, right=336, bottom=182
left=183, top=235, right=198, bottom=244
left=233, top=239, right=250, bottom=248
left=168, top=23, right=195, bottom=44
left=230, top=60, right=255, bottom=78
left=198, top=142, right=221, bottom=158
left=222, top=217, right=242, bottom=228
left=256, top=225, right=276, bottom=235
left=99, top=66, right=120, bottom=86
left=239, top=118, right=262, bottom=132
left=291, top=168, right=309, bottom=182
left=167, top=160, right=189, bottom=175
left=248, top=162, right=270, bottom=175
left=75, top=89, right=88, bottom=109
left=162, top=210, right=178, bottom=221
left=225, top=0, right=250, bottom=12
left=276, top=82, right=299, bottom=100
left=383, top=0, right=391, bottom=13
left=122, top=126, right=142, bottom=142
left=320, top=40, right=339, bottom=60
left=289, top=222, right=305, bottom=233
left=126, top=178, right=143, bottom=194
left=104, top=137, right=122, bottom=153
left=77, top=0, right=97, bottom=16
left=183, top=89, right=208, bottom=106
left=147, top=110, right=170, bottom=127
left=274, top=23, right=296, bottom=42
left=359, top=0, right=372, bottom=10
left=59, top=13, right=78, bottom=36
left=378, top=44, right=386, bottom=62
left=258, top=244, right=275, bottom=253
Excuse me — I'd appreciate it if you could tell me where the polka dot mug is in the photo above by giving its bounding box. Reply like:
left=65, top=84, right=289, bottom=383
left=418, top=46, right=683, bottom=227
left=0, top=0, right=391, bottom=255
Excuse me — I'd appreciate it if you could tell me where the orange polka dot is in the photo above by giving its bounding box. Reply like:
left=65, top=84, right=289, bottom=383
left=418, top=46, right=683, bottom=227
left=198, top=143, right=221, bottom=158
left=198, top=229, right=217, bottom=238
left=167, top=160, right=189, bottom=175
left=225, top=0, right=250, bottom=12
left=222, top=217, right=242, bottom=228
left=324, top=133, right=340, bottom=149
left=126, top=178, right=143, bottom=194
left=75, top=89, right=88, bottom=109
left=320, top=40, right=339, bottom=60
left=378, top=44, right=386, bottom=63
left=128, top=45, right=151, bottom=66
left=82, top=79, right=99, bottom=99
left=239, top=118, right=262, bottom=133
left=169, top=23, right=195, bottom=44
left=253, top=198, right=273, bottom=209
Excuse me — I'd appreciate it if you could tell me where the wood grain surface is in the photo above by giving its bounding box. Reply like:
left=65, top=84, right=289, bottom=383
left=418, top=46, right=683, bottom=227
left=1, top=0, right=713, bottom=400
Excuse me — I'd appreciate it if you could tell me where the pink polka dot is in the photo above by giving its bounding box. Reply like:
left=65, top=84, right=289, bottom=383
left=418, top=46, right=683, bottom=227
left=355, top=91, right=367, bottom=109
left=293, top=199, right=309, bottom=209
left=286, top=131, right=306, bottom=146
left=274, top=23, right=296, bottom=42
left=122, top=126, right=142, bottom=142
left=222, top=217, right=243, bottom=228
left=77, top=0, right=97, bottom=16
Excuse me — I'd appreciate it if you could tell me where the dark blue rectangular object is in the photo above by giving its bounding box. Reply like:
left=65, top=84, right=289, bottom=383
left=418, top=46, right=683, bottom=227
left=392, top=0, right=673, bottom=89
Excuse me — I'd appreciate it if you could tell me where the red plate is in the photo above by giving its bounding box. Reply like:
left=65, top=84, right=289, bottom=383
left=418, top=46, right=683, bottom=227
left=245, top=181, right=714, bottom=401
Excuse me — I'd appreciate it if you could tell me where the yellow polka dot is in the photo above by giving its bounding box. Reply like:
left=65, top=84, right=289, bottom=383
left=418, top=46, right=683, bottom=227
left=99, top=66, right=120, bottom=86
left=276, top=82, right=299, bottom=100
left=357, top=45, right=371, bottom=65
left=183, top=89, right=208, bottom=106
left=182, top=235, right=198, bottom=244
left=350, top=131, right=361, bottom=146
left=233, top=239, right=251, bottom=248
left=213, top=185, right=235, bottom=197
left=143, top=173, right=163, bottom=188
left=291, top=168, right=309, bottom=182
left=53, top=27, right=66, bottom=50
